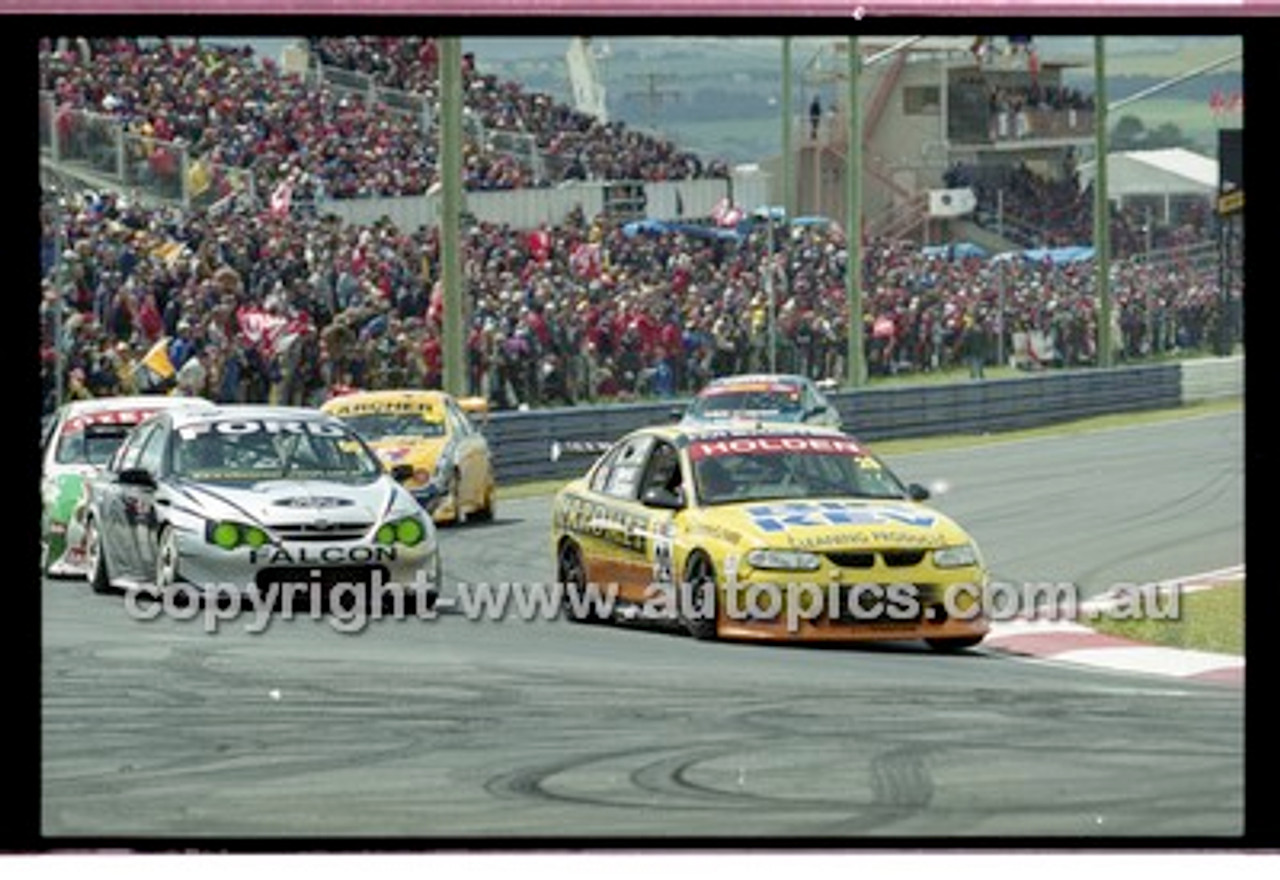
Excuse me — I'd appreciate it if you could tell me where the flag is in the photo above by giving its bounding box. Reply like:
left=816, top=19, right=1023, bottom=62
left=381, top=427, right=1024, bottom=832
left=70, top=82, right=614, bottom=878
left=151, top=239, right=189, bottom=267
left=711, top=197, right=744, bottom=228
left=133, top=337, right=176, bottom=392
left=528, top=228, right=552, bottom=264
left=187, top=159, right=211, bottom=198
left=269, top=180, right=293, bottom=218
left=236, top=306, right=288, bottom=358
left=927, top=188, right=977, bottom=218
left=140, top=337, right=175, bottom=379
left=570, top=242, right=602, bottom=279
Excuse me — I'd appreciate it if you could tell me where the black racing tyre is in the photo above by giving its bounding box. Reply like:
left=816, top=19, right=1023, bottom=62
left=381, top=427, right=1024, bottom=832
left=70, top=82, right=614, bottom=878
left=679, top=552, right=719, bottom=641
left=557, top=540, right=602, bottom=624
left=471, top=481, right=496, bottom=523
left=85, top=516, right=113, bottom=595
left=925, top=635, right=985, bottom=652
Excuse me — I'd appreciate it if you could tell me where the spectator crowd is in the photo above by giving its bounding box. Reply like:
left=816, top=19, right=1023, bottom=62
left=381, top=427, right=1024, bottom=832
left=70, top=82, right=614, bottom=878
left=947, top=159, right=1218, bottom=257
left=40, top=36, right=730, bottom=209
left=38, top=36, right=1238, bottom=417
left=41, top=181, right=1236, bottom=417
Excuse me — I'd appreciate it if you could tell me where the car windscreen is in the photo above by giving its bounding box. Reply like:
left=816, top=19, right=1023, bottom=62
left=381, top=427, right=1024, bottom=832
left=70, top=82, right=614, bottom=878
left=689, top=435, right=908, bottom=505
left=173, top=418, right=383, bottom=483
left=55, top=424, right=134, bottom=467
left=688, top=388, right=804, bottom=419
left=340, top=412, right=446, bottom=441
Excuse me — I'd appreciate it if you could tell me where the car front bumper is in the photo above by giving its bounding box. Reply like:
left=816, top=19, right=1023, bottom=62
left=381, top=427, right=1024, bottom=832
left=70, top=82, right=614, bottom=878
left=171, top=525, right=442, bottom=603
left=709, top=562, right=990, bottom=643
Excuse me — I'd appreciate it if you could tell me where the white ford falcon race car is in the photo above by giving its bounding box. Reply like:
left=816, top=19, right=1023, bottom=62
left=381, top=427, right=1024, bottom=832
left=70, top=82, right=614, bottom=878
left=82, top=405, right=441, bottom=611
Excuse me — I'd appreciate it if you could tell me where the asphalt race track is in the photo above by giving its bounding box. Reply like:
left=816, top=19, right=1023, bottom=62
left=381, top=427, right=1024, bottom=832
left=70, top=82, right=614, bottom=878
left=40, top=409, right=1245, bottom=841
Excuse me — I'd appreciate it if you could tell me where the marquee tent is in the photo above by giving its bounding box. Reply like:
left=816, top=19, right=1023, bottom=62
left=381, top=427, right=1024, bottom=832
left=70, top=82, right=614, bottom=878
left=1075, top=147, right=1218, bottom=221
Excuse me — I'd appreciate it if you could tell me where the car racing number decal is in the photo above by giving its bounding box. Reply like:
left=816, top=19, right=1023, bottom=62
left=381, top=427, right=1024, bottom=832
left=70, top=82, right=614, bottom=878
left=651, top=529, right=674, bottom=589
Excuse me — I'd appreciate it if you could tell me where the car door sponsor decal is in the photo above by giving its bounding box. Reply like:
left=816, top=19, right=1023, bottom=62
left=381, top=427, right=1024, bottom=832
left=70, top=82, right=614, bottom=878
left=554, top=493, right=649, bottom=554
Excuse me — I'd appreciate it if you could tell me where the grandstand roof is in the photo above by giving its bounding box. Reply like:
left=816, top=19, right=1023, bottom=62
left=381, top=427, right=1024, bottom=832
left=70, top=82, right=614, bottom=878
left=1077, top=147, right=1218, bottom=198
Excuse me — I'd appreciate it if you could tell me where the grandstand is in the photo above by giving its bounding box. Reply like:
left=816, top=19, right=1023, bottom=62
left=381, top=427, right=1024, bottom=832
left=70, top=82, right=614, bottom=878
left=766, top=36, right=1097, bottom=253
left=39, top=37, right=732, bottom=229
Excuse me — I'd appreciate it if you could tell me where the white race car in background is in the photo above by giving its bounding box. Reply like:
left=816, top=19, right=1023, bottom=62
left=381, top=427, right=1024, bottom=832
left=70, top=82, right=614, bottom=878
left=41, top=395, right=215, bottom=577
left=677, top=374, right=842, bottom=430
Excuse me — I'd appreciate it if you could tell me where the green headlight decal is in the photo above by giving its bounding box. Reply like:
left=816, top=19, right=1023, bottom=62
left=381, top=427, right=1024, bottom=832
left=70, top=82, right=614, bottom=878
left=210, top=522, right=241, bottom=549
left=209, top=521, right=271, bottom=550
left=396, top=517, right=425, bottom=546
left=376, top=524, right=396, bottom=545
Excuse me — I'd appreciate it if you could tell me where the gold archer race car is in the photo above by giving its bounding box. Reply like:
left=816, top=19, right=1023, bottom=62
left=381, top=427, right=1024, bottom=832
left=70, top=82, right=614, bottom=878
left=321, top=389, right=496, bottom=524
left=550, top=423, right=989, bottom=649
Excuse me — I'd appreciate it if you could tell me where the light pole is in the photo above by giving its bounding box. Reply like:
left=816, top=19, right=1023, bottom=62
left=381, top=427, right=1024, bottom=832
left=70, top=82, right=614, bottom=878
left=51, top=193, right=65, bottom=410
left=766, top=211, right=777, bottom=373
left=1144, top=206, right=1153, bottom=357
left=440, top=38, right=466, bottom=397
left=1094, top=35, right=1112, bottom=369
left=782, top=37, right=794, bottom=219
left=845, top=36, right=865, bottom=388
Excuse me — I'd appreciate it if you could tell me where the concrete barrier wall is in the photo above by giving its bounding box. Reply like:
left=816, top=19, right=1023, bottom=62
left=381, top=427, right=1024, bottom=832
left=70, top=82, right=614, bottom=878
left=1181, top=355, right=1244, bottom=403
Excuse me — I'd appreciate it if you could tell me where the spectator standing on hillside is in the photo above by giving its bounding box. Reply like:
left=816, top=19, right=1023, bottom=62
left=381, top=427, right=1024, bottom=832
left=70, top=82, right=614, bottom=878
left=960, top=311, right=987, bottom=379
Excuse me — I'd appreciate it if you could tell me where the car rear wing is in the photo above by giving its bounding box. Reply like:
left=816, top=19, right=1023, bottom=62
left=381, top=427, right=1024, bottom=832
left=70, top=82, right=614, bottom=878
left=457, top=396, right=490, bottom=426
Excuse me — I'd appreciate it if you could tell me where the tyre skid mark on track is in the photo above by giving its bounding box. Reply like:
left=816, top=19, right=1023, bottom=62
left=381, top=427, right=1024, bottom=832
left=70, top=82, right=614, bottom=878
left=478, top=728, right=1239, bottom=833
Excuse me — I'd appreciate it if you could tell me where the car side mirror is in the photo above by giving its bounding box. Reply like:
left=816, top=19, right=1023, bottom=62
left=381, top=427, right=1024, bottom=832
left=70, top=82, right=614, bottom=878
left=117, top=468, right=156, bottom=488
left=907, top=483, right=930, bottom=502
left=389, top=463, right=415, bottom=483
left=641, top=486, right=685, bottom=510
left=668, top=407, right=684, bottom=422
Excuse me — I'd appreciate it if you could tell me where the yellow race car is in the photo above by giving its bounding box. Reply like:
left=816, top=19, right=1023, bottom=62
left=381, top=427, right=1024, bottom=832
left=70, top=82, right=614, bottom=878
left=550, top=424, right=989, bottom=649
left=321, top=389, right=496, bottom=524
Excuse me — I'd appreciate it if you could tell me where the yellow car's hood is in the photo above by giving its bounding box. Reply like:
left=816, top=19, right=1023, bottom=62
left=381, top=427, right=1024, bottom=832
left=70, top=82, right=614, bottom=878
left=700, top=498, right=972, bottom=550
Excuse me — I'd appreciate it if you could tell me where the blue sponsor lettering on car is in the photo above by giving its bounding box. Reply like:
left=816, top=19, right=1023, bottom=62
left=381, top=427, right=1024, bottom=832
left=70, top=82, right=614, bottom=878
left=746, top=501, right=936, bottom=533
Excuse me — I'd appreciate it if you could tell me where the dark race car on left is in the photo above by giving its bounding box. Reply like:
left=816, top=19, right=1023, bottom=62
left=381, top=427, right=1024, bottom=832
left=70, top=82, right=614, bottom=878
left=82, top=405, right=441, bottom=610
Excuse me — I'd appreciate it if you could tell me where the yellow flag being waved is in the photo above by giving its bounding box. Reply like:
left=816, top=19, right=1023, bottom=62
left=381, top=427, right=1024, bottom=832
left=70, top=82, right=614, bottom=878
left=133, top=337, right=176, bottom=392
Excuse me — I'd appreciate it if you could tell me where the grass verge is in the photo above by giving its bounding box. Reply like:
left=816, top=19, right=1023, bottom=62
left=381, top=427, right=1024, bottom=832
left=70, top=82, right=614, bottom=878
left=871, top=396, right=1241, bottom=457
left=1088, top=582, right=1243, bottom=656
